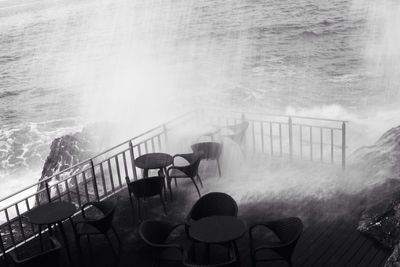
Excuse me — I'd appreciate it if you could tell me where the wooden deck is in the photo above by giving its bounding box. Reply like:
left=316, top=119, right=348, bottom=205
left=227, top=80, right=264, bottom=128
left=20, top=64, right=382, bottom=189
left=0, top=168, right=393, bottom=267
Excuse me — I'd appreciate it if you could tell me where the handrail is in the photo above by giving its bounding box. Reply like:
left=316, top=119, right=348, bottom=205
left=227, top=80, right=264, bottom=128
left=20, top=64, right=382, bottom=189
left=203, top=107, right=348, bottom=123
left=0, top=111, right=194, bottom=204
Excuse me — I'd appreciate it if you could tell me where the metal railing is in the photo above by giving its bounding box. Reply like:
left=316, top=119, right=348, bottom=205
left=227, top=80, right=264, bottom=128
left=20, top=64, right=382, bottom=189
left=198, top=108, right=347, bottom=168
left=0, top=111, right=193, bottom=254
left=0, top=108, right=347, bottom=255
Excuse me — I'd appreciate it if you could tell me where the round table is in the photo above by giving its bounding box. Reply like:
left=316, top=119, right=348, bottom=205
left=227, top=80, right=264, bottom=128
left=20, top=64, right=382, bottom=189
left=25, top=201, right=76, bottom=262
left=189, top=215, right=245, bottom=244
left=189, top=216, right=245, bottom=264
left=135, top=152, right=173, bottom=178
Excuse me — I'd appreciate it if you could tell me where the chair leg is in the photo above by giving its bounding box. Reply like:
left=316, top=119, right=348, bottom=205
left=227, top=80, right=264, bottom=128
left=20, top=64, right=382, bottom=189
left=137, top=198, right=142, bottom=221
left=105, top=233, right=118, bottom=259
left=174, top=177, right=178, bottom=187
left=190, top=177, right=201, bottom=198
left=167, top=178, right=173, bottom=201
left=216, top=159, right=222, bottom=177
left=160, top=194, right=167, bottom=215
left=197, top=174, right=203, bottom=188
left=111, top=226, right=121, bottom=248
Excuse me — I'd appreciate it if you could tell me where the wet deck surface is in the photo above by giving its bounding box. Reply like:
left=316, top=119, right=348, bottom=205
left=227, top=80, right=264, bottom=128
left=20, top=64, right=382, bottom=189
left=0, top=164, right=392, bottom=267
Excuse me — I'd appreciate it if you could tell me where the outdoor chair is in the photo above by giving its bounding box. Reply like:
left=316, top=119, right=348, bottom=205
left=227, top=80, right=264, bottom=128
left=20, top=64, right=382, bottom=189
left=8, top=236, right=62, bottom=267
left=167, top=153, right=203, bottom=199
left=74, top=200, right=121, bottom=263
left=249, top=217, right=303, bottom=267
left=186, top=192, right=238, bottom=225
left=191, top=142, right=222, bottom=177
left=183, top=242, right=238, bottom=267
left=221, top=121, right=249, bottom=156
left=126, top=176, right=167, bottom=220
left=139, top=220, right=188, bottom=266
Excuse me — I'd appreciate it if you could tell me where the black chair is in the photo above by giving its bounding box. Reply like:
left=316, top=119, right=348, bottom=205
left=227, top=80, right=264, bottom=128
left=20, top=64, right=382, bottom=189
left=191, top=142, right=222, bottom=177
left=139, top=220, right=187, bottom=266
left=222, top=121, right=249, bottom=155
left=167, top=153, right=203, bottom=199
left=8, top=236, right=62, bottom=267
left=249, top=217, right=303, bottom=267
left=186, top=192, right=238, bottom=224
left=126, top=176, right=167, bottom=220
left=183, top=242, right=238, bottom=267
left=74, top=201, right=121, bottom=262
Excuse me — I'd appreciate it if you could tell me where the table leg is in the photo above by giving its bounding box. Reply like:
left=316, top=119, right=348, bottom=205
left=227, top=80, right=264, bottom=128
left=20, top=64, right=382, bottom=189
left=143, top=169, right=149, bottom=178
left=38, top=225, right=44, bottom=251
left=57, top=221, right=72, bottom=264
left=233, top=241, right=241, bottom=265
left=70, top=217, right=84, bottom=267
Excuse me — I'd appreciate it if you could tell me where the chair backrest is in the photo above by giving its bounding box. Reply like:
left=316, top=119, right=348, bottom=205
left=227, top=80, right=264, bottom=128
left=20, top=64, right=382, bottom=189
left=139, top=220, right=173, bottom=247
left=188, top=192, right=238, bottom=221
left=191, top=142, right=222, bottom=160
left=268, top=217, right=303, bottom=244
left=173, top=153, right=202, bottom=178
left=85, top=201, right=116, bottom=233
left=227, top=121, right=249, bottom=144
left=10, top=237, right=62, bottom=267
left=128, top=176, right=164, bottom=198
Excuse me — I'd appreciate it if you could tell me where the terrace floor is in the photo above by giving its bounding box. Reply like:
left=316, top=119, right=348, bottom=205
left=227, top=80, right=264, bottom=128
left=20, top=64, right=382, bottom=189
left=0, top=157, right=393, bottom=267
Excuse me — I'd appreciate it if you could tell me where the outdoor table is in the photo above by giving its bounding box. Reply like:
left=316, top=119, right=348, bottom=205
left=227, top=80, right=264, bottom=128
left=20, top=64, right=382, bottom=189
left=135, top=152, right=173, bottom=178
left=189, top=215, right=245, bottom=262
left=25, top=201, right=76, bottom=262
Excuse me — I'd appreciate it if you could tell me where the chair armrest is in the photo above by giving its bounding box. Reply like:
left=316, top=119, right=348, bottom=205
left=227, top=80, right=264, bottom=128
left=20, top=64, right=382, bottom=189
left=172, top=153, right=192, bottom=164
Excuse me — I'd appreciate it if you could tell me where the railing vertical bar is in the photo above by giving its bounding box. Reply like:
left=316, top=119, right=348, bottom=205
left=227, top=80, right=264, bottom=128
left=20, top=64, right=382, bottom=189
left=288, top=117, right=293, bottom=159
left=15, top=203, right=26, bottom=241
left=300, top=125, right=303, bottom=158
left=310, top=126, right=313, bottom=161
left=251, top=121, right=256, bottom=153
left=90, top=159, right=100, bottom=201
left=25, top=199, right=35, bottom=234
left=137, top=145, right=142, bottom=157
left=122, top=152, right=129, bottom=179
left=107, top=159, right=115, bottom=193
left=320, top=127, right=323, bottom=161
left=64, top=180, right=72, bottom=203
left=115, top=156, right=123, bottom=188
left=144, top=141, right=149, bottom=154
left=331, top=129, right=334, bottom=163
left=73, top=175, right=81, bottom=208
left=279, top=123, right=282, bottom=156
left=269, top=122, right=273, bottom=156
left=151, top=138, right=155, bottom=152
left=129, top=141, right=138, bottom=181
left=99, top=163, right=107, bottom=196
left=260, top=122, right=265, bottom=153
left=82, top=171, right=90, bottom=202
left=163, top=124, right=169, bottom=151
left=5, top=209, right=15, bottom=247
left=342, top=122, right=346, bottom=169
left=157, top=135, right=162, bottom=151
left=55, top=183, right=62, bottom=201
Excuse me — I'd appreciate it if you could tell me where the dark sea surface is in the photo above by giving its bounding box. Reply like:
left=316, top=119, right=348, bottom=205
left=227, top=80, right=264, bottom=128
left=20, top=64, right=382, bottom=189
left=0, top=0, right=399, bottom=196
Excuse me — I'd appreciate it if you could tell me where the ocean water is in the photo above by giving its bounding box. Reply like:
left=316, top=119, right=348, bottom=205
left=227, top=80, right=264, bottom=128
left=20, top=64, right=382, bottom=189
left=0, top=0, right=400, bottom=197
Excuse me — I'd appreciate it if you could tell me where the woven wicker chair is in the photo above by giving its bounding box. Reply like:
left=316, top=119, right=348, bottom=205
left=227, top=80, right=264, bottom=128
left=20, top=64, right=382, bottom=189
left=249, top=217, right=303, bottom=267
left=167, top=153, right=203, bottom=199
left=139, top=220, right=187, bottom=266
left=9, top=236, right=62, bottom=267
left=191, top=142, right=223, bottom=177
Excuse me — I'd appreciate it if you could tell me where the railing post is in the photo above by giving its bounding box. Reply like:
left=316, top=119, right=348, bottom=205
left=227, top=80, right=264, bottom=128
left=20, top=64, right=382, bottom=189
left=342, top=121, right=346, bottom=170
left=129, top=141, right=138, bottom=181
left=163, top=124, right=169, bottom=151
left=90, top=159, right=100, bottom=201
left=45, top=182, right=51, bottom=203
left=288, top=116, right=293, bottom=159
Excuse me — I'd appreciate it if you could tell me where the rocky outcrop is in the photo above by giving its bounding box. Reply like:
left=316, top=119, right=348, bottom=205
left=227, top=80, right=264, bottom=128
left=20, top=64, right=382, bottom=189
left=351, top=125, right=400, bottom=179
left=37, top=132, right=92, bottom=202
left=354, top=126, right=400, bottom=266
